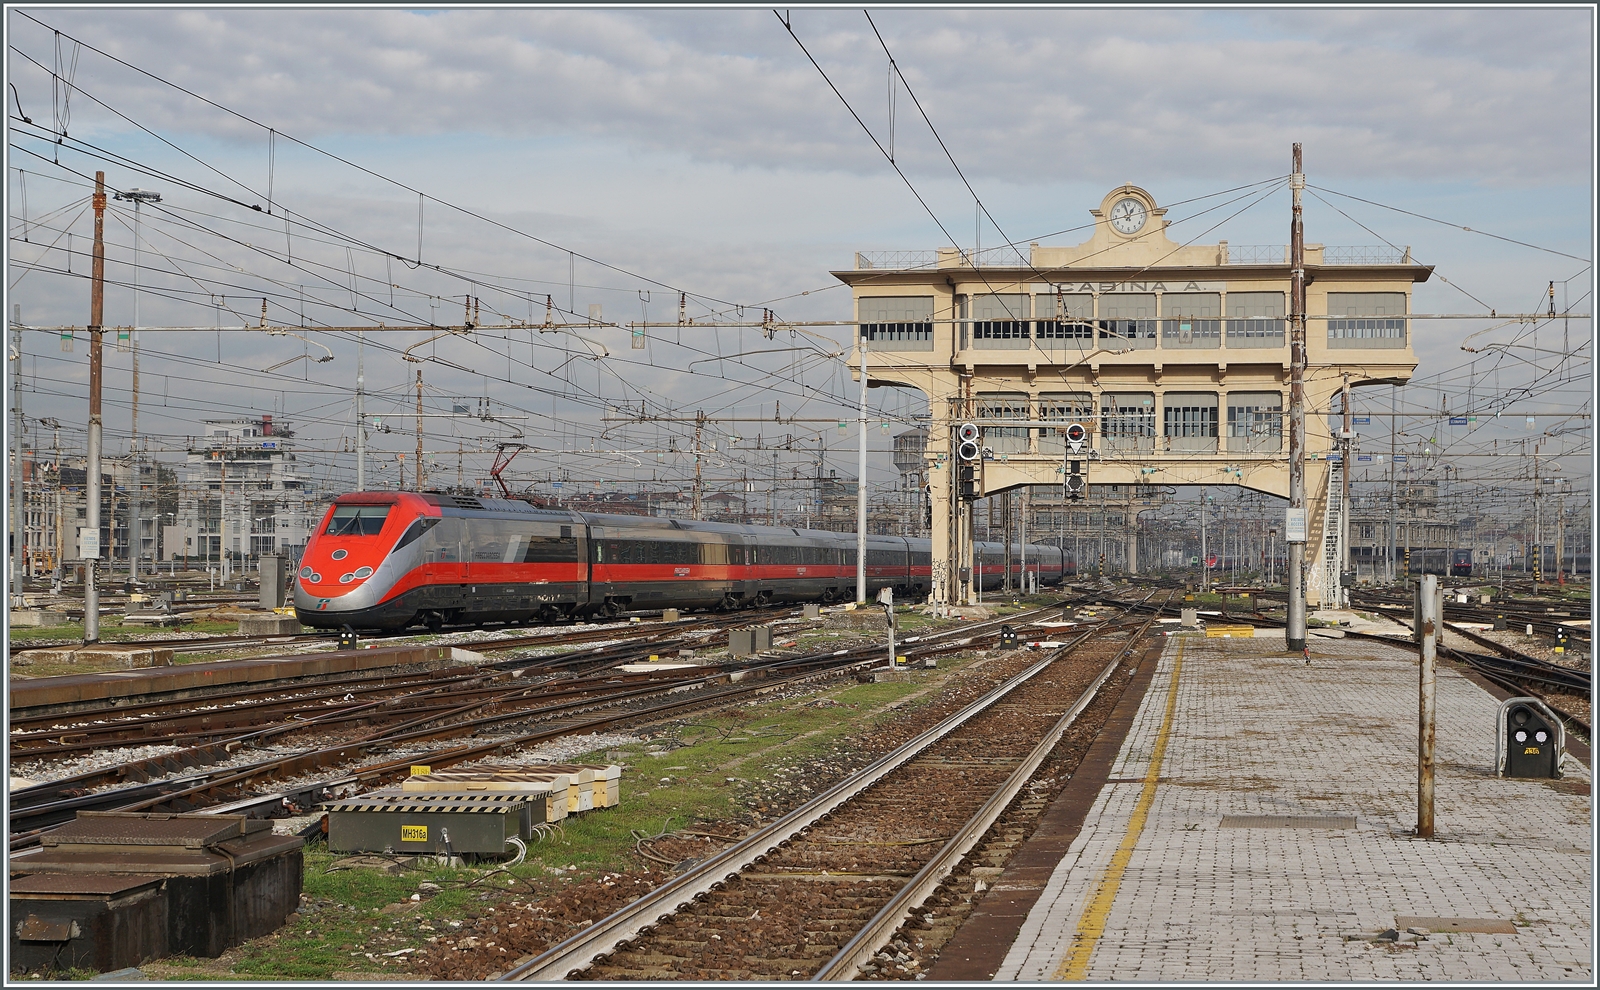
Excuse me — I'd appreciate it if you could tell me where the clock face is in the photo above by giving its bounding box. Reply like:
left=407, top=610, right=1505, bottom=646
left=1109, top=197, right=1148, bottom=235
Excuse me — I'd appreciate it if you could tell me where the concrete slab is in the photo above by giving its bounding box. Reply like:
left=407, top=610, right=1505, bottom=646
left=236, top=614, right=304, bottom=635
left=13, top=645, right=175, bottom=668
left=993, top=634, right=1592, bottom=983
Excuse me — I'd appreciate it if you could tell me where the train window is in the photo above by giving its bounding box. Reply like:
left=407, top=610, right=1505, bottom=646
left=700, top=543, right=729, bottom=566
left=523, top=535, right=579, bottom=563
left=326, top=505, right=390, bottom=536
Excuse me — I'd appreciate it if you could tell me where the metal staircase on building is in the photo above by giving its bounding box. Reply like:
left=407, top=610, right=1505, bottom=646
left=1318, top=459, right=1347, bottom=609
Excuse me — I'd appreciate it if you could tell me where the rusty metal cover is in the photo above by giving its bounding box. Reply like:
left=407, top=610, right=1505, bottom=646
left=9, top=873, right=165, bottom=897
left=40, top=812, right=264, bottom=848
left=15, top=916, right=81, bottom=942
left=1220, top=814, right=1357, bottom=829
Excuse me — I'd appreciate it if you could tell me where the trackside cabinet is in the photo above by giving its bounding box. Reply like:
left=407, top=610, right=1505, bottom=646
left=1499, top=698, right=1562, bottom=779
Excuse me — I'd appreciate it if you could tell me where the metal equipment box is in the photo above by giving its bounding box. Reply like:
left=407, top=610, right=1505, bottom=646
left=322, top=793, right=532, bottom=856
left=9, top=873, right=168, bottom=976
left=9, top=812, right=302, bottom=960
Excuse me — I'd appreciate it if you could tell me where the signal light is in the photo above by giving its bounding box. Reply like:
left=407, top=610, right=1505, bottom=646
left=957, top=439, right=981, bottom=461
left=1065, top=422, right=1087, bottom=450
left=957, top=422, right=981, bottom=444
left=958, top=464, right=979, bottom=500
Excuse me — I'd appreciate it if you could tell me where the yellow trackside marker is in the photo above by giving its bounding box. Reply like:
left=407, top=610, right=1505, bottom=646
left=1055, top=642, right=1185, bottom=981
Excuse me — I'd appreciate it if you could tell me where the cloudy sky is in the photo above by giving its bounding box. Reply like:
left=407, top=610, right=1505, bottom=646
left=5, top=6, right=1592, bottom=508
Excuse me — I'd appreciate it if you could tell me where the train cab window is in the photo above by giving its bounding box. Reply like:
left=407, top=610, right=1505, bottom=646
left=326, top=505, right=391, bottom=536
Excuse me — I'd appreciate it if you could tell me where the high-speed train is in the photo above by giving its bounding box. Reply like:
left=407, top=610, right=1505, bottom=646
left=293, top=491, right=1072, bottom=631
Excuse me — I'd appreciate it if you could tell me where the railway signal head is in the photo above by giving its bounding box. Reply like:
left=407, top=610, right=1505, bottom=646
left=1065, top=422, right=1087, bottom=452
left=1065, top=474, right=1085, bottom=499
left=958, top=463, right=979, bottom=501
left=957, top=422, right=981, bottom=444
left=958, top=439, right=981, bottom=462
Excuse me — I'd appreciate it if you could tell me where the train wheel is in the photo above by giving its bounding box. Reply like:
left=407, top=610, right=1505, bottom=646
left=602, top=600, right=623, bottom=618
left=424, top=612, right=444, bottom=633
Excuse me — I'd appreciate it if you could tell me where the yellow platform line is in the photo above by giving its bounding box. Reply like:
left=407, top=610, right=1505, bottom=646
left=1054, top=641, right=1186, bottom=981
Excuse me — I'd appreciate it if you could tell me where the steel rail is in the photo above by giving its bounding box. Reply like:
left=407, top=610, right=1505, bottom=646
left=812, top=611, right=1158, bottom=980
left=496, top=600, right=1143, bottom=982
left=10, top=606, right=1072, bottom=846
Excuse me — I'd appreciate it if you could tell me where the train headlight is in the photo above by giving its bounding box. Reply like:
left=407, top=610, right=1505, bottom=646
left=299, top=566, right=313, bottom=579
left=310, top=572, right=323, bottom=584
left=339, top=573, right=355, bottom=584
left=354, top=566, right=374, bottom=579
left=331, top=549, right=348, bottom=560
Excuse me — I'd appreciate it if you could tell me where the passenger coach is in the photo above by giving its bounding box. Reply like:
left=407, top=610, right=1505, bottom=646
left=294, top=492, right=1064, bottom=631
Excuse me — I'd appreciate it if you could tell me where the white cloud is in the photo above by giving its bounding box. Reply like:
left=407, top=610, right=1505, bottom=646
left=9, top=7, right=1591, bottom=186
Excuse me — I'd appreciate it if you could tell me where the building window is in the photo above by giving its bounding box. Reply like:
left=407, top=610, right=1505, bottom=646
left=859, top=295, right=934, bottom=349
left=1164, top=392, right=1219, bottom=452
left=1098, top=293, right=1157, bottom=348
left=1226, top=392, right=1283, bottom=452
left=977, top=392, right=1029, bottom=454
left=1327, top=292, right=1406, bottom=348
left=1225, top=291, right=1286, bottom=346
left=1101, top=393, right=1155, bottom=451
left=1034, top=291, right=1095, bottom=342
left=971, top=294, right=1030, bottom=347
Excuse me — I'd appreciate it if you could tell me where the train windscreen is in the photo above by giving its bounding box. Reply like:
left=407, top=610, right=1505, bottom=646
left=325, top=505, right=391, bottom=536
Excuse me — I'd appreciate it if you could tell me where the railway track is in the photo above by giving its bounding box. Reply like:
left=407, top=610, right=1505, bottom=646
left=494, top=602, right=1159, bottom=982
left=10, top=601, right=1085, bottom=849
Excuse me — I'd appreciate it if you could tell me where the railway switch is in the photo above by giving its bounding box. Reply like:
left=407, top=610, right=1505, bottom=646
left=1502, top=702, right=1560, bottom=779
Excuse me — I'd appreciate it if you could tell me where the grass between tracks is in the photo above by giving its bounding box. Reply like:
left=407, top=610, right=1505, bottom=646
left=113, top=637, right=1002, bottom=981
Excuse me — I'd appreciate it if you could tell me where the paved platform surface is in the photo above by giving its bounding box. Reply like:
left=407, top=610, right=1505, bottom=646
left=996, top=634, right=1593, bottom=982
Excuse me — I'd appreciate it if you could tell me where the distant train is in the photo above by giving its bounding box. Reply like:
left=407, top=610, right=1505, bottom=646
left=293, top=491, right=1073, bottom=631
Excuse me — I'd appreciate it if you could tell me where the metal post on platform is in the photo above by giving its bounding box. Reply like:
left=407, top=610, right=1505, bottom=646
left=1286, top=143, right=1308, bottom=653
left=1417, top=572, right=1437, bottom=838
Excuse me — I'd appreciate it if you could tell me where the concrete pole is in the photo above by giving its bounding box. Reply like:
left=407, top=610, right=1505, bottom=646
left=1341, top=379, right=1352, bottom=598
left=857, top=335, right=867, bottom=601
left=1286, top=143, right=1309, bottom=653
left=356, top=329, right=366, bottom=490
left=415, top=368, right=425, bottom=490
left=85, top=172, right=107, bottom=643
left=11, top=311, right=23, bottom=592
left=1417, top=572, right=1437, bottom=838
left=1557, top=493, right=1565, bottom=586
left=1388, top=387, right=1397, bottom=582
left=1200, top=488, right=1208, bottom=591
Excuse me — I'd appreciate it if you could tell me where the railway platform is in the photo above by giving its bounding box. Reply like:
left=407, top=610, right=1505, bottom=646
left=932, top=633, right=1593, bottom=982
